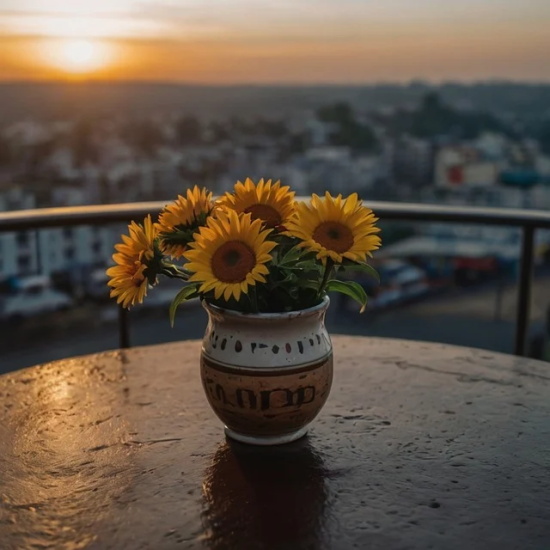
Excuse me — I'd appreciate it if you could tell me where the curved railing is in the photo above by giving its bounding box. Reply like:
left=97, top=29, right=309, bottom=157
left=2, top=200, right=550, bottom=356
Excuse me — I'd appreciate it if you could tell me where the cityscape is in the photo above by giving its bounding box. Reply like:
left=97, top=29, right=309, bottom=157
left=1, top=82, right=550, bottom=371
left=2, top=2, right=550, bottom=548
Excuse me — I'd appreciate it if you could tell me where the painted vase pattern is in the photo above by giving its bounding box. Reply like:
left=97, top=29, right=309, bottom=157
left=200, top=297, right=333, bottom=445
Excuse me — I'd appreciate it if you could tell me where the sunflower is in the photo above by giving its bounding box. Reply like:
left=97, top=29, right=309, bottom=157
left=285, top=192, right=381, bottom=264
left=157, top=186, right=214, bottom=257
left=183, top=209, right=277, bottom=302
left=217, top=178, right=295, bottom=228
left=106, top=215, right=161, bottom=308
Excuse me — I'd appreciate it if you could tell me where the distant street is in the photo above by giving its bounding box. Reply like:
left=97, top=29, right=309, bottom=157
left=1, top=274, right=548, bottom=375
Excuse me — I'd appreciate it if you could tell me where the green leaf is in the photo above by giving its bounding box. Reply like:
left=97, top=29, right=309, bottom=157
left=338, top=262, right=380, bottom=283
left=295, top=279, right=322, bottom=291
left=280, top=260, right=321, bottom=272
left=326, top=279, right=368, bottom=313
left=295, top=259, right=323, bottom=270
left=160, top=227, right=195, bottom=247
left=169, top=284, right=200, bottom=327
left=277, top=246, right=306, bottom=266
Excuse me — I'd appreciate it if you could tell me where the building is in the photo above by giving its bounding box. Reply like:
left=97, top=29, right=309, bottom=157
left=434, top=146, right=499, bottom=188
left=0, top=187, right=116, bottom=284
left=390, top=135, right=433, bottom=189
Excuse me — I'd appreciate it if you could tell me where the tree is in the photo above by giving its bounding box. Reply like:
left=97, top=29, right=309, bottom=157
left=0, top=133, right=12, bottom=167
left=317, top=102, right=355, bottom=125
left=71, top=119, right=98, bottom=167
left=122, top=119, right=164, bottom=158
left=316, top=102, right=378, bottom=153
left=175, top=116, right=202, bottom=146
left=208, top=121, right=230, bottom=143
left=407, top=92, right=507, bottom=139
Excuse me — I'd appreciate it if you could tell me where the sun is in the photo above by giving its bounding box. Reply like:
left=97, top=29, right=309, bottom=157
left=60, top=40, right=103, bottom=73
left=46, top=39, right=110, bottom=74
left=63, top=40, right=95, bottom=69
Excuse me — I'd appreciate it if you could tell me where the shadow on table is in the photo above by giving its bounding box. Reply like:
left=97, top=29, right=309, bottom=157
left=201, top=437, right=329, bottom=548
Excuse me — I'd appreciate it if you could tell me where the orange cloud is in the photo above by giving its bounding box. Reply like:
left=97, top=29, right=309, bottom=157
left=0, top=7, right=549, bottom=83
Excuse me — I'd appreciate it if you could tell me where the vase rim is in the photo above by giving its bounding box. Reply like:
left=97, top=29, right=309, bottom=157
left=201, top=295, right=330, bottom=321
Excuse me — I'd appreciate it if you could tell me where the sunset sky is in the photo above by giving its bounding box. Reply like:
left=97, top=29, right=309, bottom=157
left=0, top=0, right=549, bottom=83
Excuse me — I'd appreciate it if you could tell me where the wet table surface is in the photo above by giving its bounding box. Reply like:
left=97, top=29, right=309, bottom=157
left=1, top=336, right=549, bottom=550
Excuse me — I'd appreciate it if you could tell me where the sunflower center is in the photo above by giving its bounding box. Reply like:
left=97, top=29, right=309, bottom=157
left=211, top=241, right=256, bottom=283
left=244, top=204, right=282, bottom=228
left=312, top=221, right=354, bottom=253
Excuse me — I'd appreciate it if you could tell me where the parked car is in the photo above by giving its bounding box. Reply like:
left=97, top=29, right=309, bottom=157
left=368, top=260, right=430, bottom=309
left=0, top=276, right=73, bottom=321
left=336, top=259, right=430, bottom=313
left=85, top=269, right=110, bottom=302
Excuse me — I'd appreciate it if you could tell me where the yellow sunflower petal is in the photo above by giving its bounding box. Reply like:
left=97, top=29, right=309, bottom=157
left=217, top=178, right=296, bottom=228
left=183, top=209, right=276, bottom=303
left=285, top=192, right=381, bottom=264
left=105, top=215, right=158, bottom=309
left=157, top=186, right=213, bottom=257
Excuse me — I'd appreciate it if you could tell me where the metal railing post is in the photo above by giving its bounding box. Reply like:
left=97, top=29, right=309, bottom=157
left=514, top=226, right=535, bottom=356
left=118, top=305, right=130, bottom=349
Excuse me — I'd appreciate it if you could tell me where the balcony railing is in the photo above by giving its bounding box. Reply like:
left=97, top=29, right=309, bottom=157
left=1, top=200, right=550, bottom=357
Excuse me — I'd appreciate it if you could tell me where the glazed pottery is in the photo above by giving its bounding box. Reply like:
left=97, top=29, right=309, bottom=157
left=200, top=297, right=333, bottom=445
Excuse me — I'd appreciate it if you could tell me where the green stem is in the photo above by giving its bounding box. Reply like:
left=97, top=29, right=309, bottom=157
left=160, top=265, right=189, bottom=281
left=249, top=284, right=259, bottom=314
left=317, top=258, right=334, bottom=300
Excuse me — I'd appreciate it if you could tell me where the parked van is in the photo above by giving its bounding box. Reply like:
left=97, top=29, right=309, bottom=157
left=0, top=275, right=73, bottom=321
left=367, top=260, right=430, bottom=309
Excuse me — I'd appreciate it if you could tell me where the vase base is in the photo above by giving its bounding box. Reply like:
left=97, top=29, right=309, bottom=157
left=224, top=426, right=308, bottom=446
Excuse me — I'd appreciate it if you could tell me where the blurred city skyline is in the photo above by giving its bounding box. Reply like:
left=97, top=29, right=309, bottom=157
left=1, top=0, right=549, bottom=84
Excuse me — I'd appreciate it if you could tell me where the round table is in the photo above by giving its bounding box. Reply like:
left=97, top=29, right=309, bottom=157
left=1, top=337, right=549, bottom=550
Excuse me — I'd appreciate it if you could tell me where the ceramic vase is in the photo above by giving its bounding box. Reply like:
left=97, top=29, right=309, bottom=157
left=200, top=297, right=333, bottom=445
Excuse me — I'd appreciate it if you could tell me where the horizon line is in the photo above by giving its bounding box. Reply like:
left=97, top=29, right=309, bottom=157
left=1, top=78, right=550, bottom=88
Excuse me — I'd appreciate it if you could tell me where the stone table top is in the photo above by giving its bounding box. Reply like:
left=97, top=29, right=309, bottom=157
left=0, top=336, right=549, bottom=550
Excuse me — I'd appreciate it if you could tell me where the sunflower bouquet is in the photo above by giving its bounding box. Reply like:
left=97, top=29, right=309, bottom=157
left=106, top=179, right=381, bottom=323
